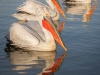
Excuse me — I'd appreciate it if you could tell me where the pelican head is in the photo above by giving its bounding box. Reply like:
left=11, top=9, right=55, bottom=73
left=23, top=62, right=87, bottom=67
left=37, top=7, right=67, bottom=51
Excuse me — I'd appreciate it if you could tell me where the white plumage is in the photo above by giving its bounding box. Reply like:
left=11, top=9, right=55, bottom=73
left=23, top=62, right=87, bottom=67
left=13, top=0, right=65, bottom=20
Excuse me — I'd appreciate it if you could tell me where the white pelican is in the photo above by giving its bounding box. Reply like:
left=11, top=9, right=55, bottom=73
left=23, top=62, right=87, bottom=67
left=7, top=7, right=67, bottom=51
left=16, top=0, right=66, bottom=20
left=63, top=0, right=97, bottom=3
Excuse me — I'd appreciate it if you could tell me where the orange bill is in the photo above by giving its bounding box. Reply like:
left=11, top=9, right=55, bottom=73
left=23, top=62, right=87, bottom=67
left=52, top=0, right=66, bottom=18
left=42, top=19, right=67, bottom=51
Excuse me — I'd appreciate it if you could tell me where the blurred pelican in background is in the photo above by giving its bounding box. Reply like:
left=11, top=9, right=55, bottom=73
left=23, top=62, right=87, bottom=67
left=63, top=0, right=97, bottom=3
left=13, top=0, right=66, bottom=20
left=4, top=45, right=67, bottom=75
left=63, top=2, right=97, bottom=22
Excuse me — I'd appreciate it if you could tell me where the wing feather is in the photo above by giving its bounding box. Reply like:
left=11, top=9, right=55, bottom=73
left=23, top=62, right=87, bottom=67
left=23, top=21, right=46, bottom=42
left=17, top=0, right=57, bottom=18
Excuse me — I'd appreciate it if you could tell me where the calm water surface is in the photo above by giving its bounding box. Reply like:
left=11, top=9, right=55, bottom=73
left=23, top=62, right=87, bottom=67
left=0, top=0, right=100, bottom=75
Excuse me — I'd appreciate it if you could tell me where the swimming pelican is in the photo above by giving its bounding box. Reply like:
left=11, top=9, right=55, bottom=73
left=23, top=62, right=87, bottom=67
left=16, top=0, right=66, bottom=20
left=63, top=0, right=97, bottom=3
left=7, top=7, right=67, bottom=51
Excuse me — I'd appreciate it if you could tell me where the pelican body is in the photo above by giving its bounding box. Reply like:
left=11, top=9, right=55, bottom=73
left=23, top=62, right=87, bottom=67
left=9, top=21, right=55, bottom=51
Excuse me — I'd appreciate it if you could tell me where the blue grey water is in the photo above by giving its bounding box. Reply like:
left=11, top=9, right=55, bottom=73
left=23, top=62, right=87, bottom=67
left=0, top=0, right=100, bottom=75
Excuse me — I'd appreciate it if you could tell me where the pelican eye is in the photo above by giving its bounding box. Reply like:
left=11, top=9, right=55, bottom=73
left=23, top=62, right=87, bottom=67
left=45, top=13, right=49, bottom=16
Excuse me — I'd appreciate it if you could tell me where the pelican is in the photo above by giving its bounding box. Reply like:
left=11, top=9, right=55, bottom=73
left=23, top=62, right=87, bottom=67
left=15, top=0, right=66, bottom=20
left=63, top=0, right=97, bottom=3
left=6, top=7, right=67, bottom=51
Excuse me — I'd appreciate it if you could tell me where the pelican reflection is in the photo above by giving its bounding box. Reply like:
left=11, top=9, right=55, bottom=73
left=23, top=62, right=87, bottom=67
left=52, top=20, right=66, bottom=33
left=5, top=45, right=67, bottom=75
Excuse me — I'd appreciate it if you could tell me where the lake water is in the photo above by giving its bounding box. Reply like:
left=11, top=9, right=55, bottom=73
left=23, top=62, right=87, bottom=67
left=0, top=0, right=100, bottom=75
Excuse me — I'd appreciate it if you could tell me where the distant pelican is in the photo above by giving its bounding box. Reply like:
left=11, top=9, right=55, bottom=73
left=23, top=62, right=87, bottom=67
left=63, top=0, right=97, bottom=3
